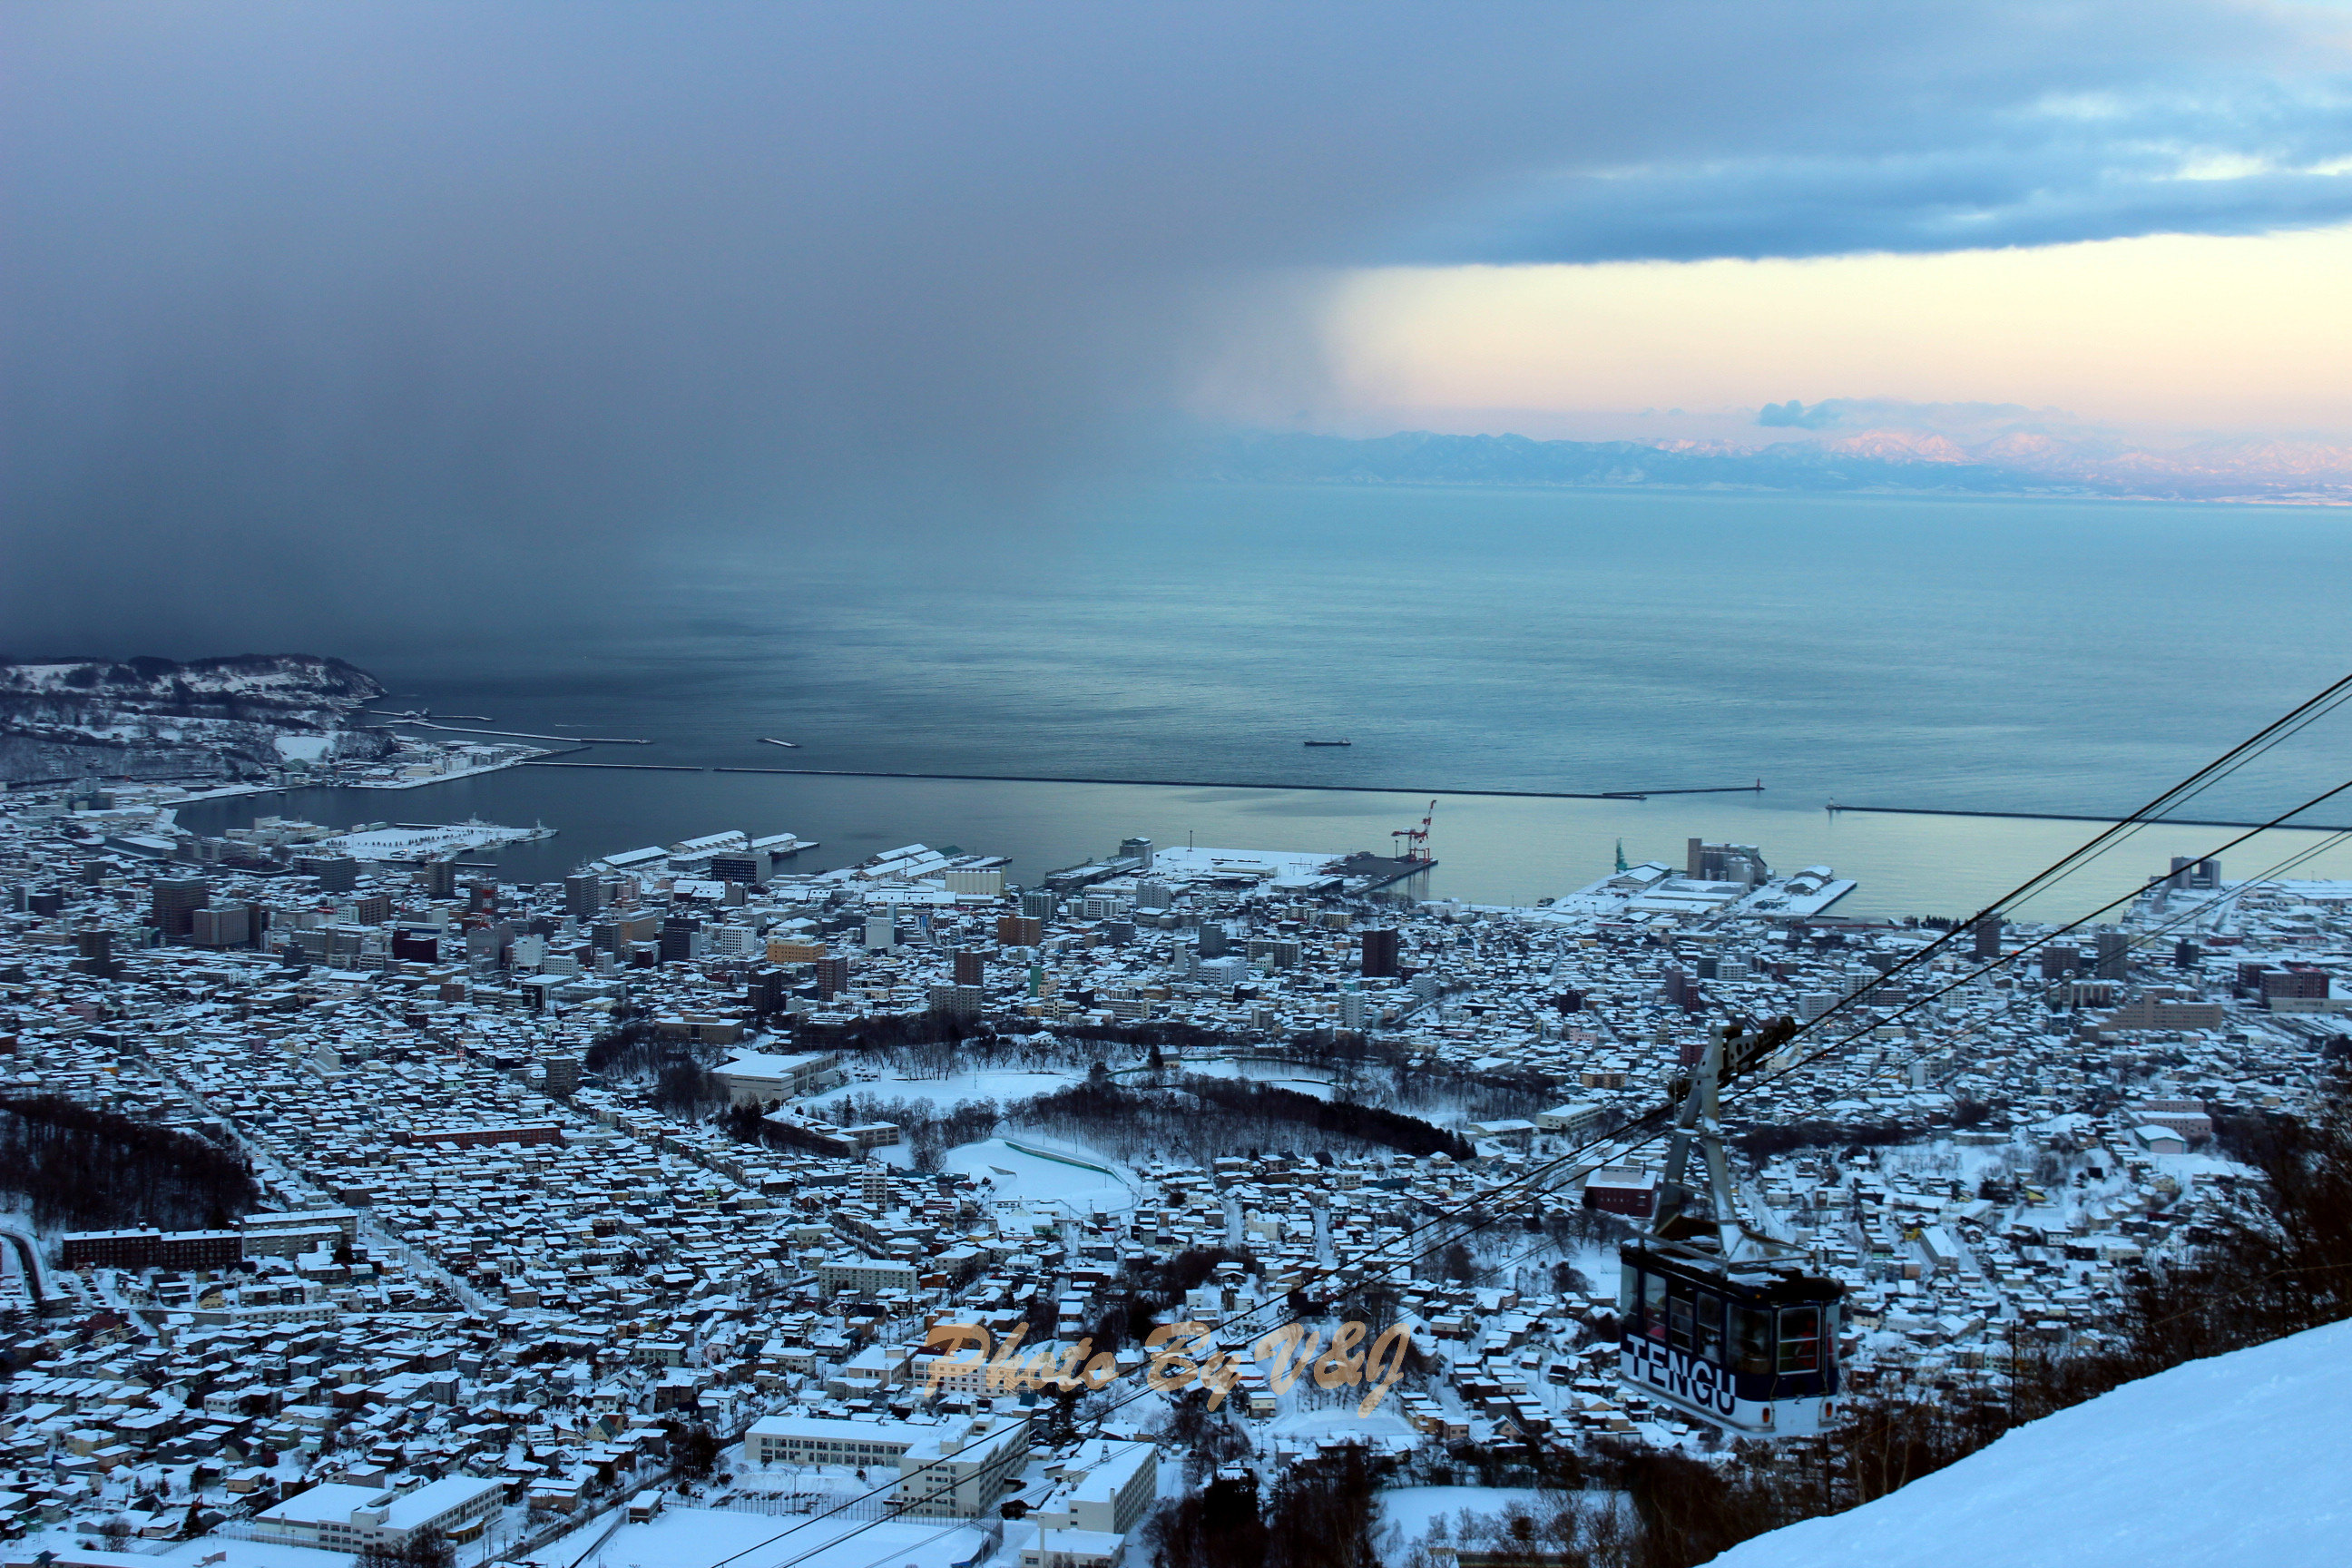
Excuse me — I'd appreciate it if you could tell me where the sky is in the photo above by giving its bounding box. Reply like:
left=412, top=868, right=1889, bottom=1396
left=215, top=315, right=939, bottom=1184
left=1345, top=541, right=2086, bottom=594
left=1312, top=225, right=2352, bottom=438
left=7, top=1, right=2352, bottom=650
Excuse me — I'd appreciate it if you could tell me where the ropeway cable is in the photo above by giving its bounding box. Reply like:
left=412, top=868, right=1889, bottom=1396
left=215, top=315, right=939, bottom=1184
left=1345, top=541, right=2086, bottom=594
left=1727, top=776, right=2352, bottom=1109
left=715, top=775, right=2352, bottom=1568
left=702, top=681, right=2352, bottom=1566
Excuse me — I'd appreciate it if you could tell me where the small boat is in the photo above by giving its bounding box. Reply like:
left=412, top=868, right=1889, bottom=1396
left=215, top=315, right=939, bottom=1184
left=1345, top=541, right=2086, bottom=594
left=759, top=738, right=800, bottom=749
left=1302, top=739, right=1352, bottom=747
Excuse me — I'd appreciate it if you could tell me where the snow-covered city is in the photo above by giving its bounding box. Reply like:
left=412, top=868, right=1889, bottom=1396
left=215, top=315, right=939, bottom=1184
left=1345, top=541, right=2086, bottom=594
left=0, top=777, right=2343, bottom=1568
left=14, top=11, right=2352, bottom=1563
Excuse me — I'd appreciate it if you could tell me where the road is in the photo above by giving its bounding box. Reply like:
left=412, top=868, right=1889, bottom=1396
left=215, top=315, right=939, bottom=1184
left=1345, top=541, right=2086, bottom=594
left=0, top=1224, right=49, bottom=1310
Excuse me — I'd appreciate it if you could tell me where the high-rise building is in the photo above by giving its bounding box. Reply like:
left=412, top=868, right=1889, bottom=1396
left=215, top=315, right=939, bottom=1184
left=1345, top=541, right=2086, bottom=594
left=150, top=877, right=209, bottom=938
left=864, top=913, right=897, bottom=951
left=1019, top=890, right=1058, bottom=920
left=191, top=906, right=251, bottom=947
left=1360, top=927, right=1400, bottom=979
left=543, top=1054, right=582, bottom=1096
left=2040, top=946, right=2080, bottom=979
left=391, top=927, right=441, bottom=963
left=294, top=855, right=359, bottom=892
left=814, top=956, right=850, bottom=1000
left=953, top=948, right=986, bottom=986
left=421, top=859, right=458, bottom=898
left=1197, top=923, right=1229, bottom=958
left=466, top=923, right=511, bottom=968
left=1971, top=916, right=2003, bottom=959
left=564, top=874, right=608, bottom=916
left=72, top=928, right=116, bottom=978
left=707, top=853, right=762, bottom=886
left=1133, top=880, right=1174, bottom=911
left=705, top=924, right=760, bottom=960
left=2259, top=968, right=2329, bottom=1000
left=996, top=914, right=1044, bottom=947
left=659, top=916, right=704, bottom=964
left=929, top=983, right=985, bottom=1021
left=2095, top=928, right=2130, bottom=981
left=1119, top=837, right=1154, bottom=870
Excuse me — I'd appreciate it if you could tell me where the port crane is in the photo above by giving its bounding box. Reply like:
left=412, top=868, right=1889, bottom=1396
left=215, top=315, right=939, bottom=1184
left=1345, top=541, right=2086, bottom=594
left=1391, top=799, right=1436, bottom=863
left=1617, top=1016, right=1847, bottom=1436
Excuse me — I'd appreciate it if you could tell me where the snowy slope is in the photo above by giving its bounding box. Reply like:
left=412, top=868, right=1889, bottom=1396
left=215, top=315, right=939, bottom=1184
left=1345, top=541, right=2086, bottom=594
left=0, top=653, right=389, bottom=781
left=1709, top=1317, right=2352, bottom=1567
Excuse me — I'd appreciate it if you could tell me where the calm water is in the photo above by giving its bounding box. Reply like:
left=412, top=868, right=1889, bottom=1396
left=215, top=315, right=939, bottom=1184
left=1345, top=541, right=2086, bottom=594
left=178, top=485, right=2352, bottom=919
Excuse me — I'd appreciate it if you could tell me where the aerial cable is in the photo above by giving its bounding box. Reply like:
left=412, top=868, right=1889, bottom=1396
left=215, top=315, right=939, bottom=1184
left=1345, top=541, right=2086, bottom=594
left=716, top=679, right=2352, bottom=1562
left=1741, top=819, right=2352, bottom=1114
left=1977, top=673, right=2352, bottom=912
left=1733, top=776, right=2352, bottom=1107
left=1732, top=674, right=2352, bottom=1063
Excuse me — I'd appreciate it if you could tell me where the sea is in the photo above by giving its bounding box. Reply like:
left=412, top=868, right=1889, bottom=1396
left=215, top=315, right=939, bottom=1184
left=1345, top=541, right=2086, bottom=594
left=172, top=484, right=2352, bottom=924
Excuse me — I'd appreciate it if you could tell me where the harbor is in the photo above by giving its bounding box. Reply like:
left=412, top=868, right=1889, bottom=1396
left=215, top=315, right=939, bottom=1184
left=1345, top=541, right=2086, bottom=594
left=704, top=765, right=1769, bottom=801
left=160, top=764, right=2352, bottom=922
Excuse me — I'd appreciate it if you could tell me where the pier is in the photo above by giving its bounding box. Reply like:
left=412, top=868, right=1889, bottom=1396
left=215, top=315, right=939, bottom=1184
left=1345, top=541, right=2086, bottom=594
left=375, top=720, right=652, bottom=744
left=709, top=766, right=1764, bottom=801
left=1827, top=802, right=2352, bottom=833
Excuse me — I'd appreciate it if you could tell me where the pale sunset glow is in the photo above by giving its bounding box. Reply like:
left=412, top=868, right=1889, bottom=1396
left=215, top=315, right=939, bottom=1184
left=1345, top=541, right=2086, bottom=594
left=1322, top=222, right=2352, bottom=432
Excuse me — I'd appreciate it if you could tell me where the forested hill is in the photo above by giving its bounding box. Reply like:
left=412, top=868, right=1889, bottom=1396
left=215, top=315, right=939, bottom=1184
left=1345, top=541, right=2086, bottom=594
left=0, top=652, right=392, bottom=783
left=0, top=1096, right=259, bottom=1231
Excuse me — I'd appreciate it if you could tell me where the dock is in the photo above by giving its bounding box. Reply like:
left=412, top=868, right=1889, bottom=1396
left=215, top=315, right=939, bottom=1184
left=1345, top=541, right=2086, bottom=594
left=708, top=766, right=1761, bottom=801
left=1827, top=802, right=2352, bottom=833
left=1331, top=852, right=1437, bottom=893
left=378, top=720, right=652, bottom=744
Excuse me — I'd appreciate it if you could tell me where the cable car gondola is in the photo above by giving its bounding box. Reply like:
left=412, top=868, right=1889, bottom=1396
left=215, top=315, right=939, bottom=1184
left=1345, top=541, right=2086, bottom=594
left=1615, top=1018, right=1846, bottom=1436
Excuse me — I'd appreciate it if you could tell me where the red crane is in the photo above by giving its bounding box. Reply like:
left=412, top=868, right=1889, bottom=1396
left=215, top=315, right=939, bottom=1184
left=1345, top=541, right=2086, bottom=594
left=1391, top=799, right=1436, bottom=863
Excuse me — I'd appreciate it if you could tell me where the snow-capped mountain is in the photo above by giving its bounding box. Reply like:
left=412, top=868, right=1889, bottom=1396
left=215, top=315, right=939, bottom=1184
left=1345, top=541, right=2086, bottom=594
left=1200, top=417, right=2352, bottom=503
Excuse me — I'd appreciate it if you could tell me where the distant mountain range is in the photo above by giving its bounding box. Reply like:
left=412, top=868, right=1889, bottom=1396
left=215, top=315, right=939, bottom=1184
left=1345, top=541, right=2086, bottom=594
left=1197, top=427, right=2352, bottom=504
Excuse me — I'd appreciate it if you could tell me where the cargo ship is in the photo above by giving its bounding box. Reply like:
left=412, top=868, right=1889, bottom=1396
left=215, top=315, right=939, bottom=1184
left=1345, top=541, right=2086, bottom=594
left=1302, top=739, right=1352, bottom=747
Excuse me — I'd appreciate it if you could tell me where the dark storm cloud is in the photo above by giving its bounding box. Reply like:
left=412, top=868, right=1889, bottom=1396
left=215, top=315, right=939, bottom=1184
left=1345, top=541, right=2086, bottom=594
left=0, top=1, right=2337, bottom=650
left=1443, top=136, right=2352, bottom=265
left=1429, top=61, right=2352, bottom=264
